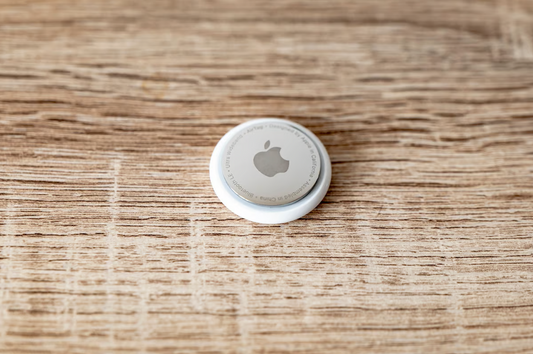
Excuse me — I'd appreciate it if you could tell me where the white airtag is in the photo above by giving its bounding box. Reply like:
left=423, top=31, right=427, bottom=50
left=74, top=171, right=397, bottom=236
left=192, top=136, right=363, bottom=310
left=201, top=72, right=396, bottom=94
left=210, top=118, right=331, bottom=224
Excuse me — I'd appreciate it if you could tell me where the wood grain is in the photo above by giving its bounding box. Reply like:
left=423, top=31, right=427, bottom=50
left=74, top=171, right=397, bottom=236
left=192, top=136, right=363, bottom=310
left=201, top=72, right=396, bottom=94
left=1, top=0, right=533, bottom=353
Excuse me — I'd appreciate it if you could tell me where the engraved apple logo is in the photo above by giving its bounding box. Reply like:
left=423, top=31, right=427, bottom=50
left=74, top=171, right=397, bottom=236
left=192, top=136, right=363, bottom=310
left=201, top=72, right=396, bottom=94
left=253, top=140, right=289, bottom=177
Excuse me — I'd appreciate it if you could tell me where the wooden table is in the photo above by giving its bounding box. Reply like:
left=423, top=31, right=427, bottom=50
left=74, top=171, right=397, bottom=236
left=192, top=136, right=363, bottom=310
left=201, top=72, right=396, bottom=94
left=1, top=1, right=532, bottom=353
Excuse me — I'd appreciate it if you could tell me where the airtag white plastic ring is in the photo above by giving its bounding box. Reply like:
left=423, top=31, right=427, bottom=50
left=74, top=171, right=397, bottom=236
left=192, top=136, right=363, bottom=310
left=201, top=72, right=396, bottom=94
left=210, top=118, right=331, bottom=224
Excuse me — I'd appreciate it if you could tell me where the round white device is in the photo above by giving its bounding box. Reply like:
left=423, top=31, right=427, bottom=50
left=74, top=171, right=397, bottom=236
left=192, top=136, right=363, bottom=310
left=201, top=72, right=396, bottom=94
left=209, top=118, right=331, bottom=224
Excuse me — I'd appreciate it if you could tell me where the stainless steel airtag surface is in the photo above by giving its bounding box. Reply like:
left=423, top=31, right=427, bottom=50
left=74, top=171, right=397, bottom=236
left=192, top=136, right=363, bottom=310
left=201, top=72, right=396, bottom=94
left=222, top=121, right=321, bottom=206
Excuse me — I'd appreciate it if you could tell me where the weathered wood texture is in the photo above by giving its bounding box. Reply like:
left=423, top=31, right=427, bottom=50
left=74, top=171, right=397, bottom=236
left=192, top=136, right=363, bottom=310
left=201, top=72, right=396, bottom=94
left=1, top=0, right=533, bottom=353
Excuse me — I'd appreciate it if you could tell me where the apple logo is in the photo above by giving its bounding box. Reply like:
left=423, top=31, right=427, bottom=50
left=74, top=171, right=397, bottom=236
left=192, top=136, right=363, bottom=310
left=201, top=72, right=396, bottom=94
left=253, top=140, right=290, bottom=177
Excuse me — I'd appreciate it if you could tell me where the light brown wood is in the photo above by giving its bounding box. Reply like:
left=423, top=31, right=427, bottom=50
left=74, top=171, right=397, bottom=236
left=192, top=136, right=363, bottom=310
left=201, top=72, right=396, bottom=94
left=1, top=0, right=533, bottom=353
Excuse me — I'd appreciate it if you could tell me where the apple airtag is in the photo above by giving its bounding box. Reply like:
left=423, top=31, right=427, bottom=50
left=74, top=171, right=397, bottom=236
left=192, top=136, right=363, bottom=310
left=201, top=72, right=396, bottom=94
left=210, top=118, right=331, bottom=224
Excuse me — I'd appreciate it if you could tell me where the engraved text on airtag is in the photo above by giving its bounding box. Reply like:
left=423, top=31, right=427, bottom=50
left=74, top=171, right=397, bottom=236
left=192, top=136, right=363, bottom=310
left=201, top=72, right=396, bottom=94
left=222, top=121, right=321, bottom=206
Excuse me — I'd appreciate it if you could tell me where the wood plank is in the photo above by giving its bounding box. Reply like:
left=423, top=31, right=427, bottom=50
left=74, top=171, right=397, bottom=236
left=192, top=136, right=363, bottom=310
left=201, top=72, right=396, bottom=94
left=0, top=0, right=532, bottom=353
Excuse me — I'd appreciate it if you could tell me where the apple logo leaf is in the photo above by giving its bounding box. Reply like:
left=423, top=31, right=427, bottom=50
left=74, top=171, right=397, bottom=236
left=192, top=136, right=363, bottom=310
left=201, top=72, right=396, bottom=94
left=264, top=140, right=270, bottom=150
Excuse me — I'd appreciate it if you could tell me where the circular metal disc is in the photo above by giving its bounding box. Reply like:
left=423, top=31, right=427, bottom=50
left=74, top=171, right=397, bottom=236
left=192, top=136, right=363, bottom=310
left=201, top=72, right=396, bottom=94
left=222, top=121, right=321, bottom=206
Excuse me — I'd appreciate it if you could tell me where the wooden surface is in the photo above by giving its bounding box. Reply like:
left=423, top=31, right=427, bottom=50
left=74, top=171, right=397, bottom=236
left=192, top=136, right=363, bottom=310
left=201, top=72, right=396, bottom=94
left=1, top=0, right=533, bottom=353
